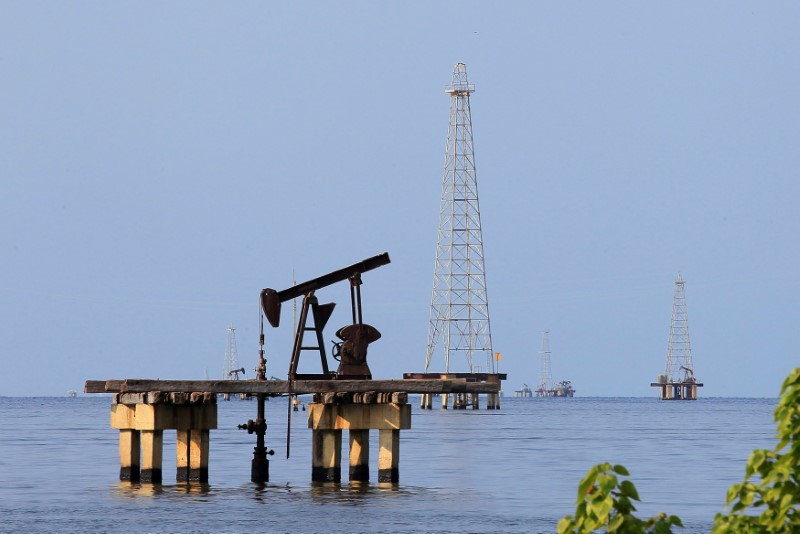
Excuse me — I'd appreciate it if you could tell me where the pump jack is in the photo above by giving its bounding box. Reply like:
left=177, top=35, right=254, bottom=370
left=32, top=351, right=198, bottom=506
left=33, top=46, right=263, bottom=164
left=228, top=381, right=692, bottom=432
left=241, top=252, right=391, bottom=483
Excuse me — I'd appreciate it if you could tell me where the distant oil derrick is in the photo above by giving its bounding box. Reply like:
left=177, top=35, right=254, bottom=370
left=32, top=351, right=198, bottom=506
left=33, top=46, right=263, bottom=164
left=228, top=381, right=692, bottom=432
left=222, top=324, right=243, bottom=380
left=536, top=331, right=552, bottom=396
left=221, top=323, right=247, bottom=401
left=650, top=273, right=704, bottom=400
left=535, top=331, right=575, bottom=398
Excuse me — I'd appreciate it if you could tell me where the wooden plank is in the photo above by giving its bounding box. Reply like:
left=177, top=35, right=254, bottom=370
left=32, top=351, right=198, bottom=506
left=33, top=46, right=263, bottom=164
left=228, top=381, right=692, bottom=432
left=85, top=378, right=500, bottom=395
left=85, top=380, right=108, bottom=393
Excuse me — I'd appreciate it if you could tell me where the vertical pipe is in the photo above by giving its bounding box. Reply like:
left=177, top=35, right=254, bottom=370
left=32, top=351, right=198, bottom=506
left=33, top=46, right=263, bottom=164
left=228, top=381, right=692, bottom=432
left=251, top=393, right=269, bottom=483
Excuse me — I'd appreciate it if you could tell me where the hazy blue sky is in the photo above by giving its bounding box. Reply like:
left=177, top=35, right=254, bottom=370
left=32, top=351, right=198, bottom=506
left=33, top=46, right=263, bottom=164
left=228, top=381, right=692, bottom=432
left=1, top=2, right=798, bottom=397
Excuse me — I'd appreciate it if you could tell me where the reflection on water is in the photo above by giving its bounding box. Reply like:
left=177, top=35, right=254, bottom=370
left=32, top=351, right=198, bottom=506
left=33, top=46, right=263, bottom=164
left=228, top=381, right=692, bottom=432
left=309, top=480, right=404, bottom=502
left=113, top=481, right=213, bottom=498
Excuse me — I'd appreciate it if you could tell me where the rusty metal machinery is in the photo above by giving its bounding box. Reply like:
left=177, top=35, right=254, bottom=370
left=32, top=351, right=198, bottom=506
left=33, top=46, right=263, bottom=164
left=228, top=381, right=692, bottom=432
left=261, top=252, right=390, bottom=380
left=243, top=253, right=390, bottom=482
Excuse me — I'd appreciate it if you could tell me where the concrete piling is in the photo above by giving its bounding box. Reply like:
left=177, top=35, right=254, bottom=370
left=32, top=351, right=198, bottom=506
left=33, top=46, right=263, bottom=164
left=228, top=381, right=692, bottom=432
left=348, top=430, right=370, bottom=481
left=140, top=430, right=163, bottom=483
left=118, top=428, right=140, bottom=482
left=378, top=429, right=400, bottom=483
left=89, top=377, right=505, bottom=485
left=308, top=395, right=410, bottom=484
left=189, top=429, right=210, bottom=482
left=419, top=393, right=434, bottom=409
left=110, top=392, right=217, bottom=484
left=176, top=430, right=190, bottom=482
left=311, top=429, right=342, bottom=483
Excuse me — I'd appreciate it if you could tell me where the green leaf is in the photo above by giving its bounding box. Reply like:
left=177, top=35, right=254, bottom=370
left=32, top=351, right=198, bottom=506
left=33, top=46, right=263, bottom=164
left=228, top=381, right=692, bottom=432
left=608, top=513, right=624, bottom=531
left=556, top=516, right=573, bottom=534
left=612, top=464, right=630, bottom=476
left=619, top=480, right=640, bottom=501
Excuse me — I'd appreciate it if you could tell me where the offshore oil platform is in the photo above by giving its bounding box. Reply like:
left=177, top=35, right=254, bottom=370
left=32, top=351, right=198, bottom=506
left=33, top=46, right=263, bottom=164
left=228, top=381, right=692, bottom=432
left=650, top=272, right=703, bottom=400
left=535, top=330, right=575, bottom=397
left=407, top=62, right=506, bottom=410
left=83, top=63, right=504, bottom=487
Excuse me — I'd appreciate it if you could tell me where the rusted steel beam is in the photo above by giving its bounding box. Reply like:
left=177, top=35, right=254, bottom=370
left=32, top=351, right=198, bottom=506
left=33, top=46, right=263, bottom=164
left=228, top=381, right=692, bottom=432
left=84, top=378, right=500, bottom=395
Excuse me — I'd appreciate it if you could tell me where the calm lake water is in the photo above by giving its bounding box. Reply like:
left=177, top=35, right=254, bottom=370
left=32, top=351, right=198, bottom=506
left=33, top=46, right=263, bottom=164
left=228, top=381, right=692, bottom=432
left=0, top=396, right=778, bottom=533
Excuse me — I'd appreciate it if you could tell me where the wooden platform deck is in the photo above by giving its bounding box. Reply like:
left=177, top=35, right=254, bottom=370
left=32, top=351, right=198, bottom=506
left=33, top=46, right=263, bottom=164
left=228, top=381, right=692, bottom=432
left=84, top=378, right=502, bottom=395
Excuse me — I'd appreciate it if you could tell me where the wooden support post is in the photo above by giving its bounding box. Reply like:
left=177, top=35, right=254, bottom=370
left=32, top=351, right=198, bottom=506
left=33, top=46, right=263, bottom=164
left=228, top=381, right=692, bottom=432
left=140, top=430, right=163, bottom=483
left=348, top=430, right=370, bottom=482
left=176, top=430, right=190, bottom=482
left=189, top=429, right=210, bottom=482
left=312, top=429, right=342, bottom=483
left=378, top=429, right=400, bottom=483
left=119, top=429, right=140, bottom=482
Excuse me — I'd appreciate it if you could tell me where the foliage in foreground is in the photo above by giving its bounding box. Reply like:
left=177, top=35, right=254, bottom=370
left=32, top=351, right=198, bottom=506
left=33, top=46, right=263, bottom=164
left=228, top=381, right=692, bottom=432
left=556, top=463, right=682, bottom=534
left=558, top=368, right=800, bottom=533
left=712, top=367, right=800, bottom=533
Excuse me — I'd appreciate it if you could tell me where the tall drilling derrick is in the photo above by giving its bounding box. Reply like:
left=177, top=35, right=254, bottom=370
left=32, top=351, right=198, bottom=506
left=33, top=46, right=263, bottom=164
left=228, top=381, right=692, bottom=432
left=536, top=331, right=552, bottom=397
left=425, top=62, right=494, bottom=375
left=222, top=323, right=242, bottom=380
left=665, top=273, right=693, bottom=382
left=651, top=272, right=703, bottom=400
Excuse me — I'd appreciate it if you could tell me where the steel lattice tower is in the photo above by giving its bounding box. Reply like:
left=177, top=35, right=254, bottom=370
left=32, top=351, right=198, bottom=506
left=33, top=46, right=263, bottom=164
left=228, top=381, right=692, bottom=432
left=222, top=323, right=241, bottom=379
left=664, top=273, right=695, bottom=382
left=537, top=331, right=552, bottom=395
left=425, top=62, right=494, bottom=374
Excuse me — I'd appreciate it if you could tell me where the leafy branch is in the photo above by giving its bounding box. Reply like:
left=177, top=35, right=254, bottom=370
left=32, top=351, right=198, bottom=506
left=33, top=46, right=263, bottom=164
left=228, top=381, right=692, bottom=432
left=559, top=367, right=800, bottom=533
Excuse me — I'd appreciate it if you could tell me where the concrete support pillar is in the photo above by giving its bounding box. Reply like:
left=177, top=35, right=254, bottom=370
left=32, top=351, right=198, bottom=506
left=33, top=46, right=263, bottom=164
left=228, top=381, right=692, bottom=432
left=420, top=393, right=433, bottom=409
left=189, top=429, right=210, bottom=482
left=378, top=429, right=400, bottom=483
left=140, top=430, right=164, bottom=483
left=176, top=430, right=190, bottom=482
left=471, top=393, right=479, bottom=410
left=312, top=429, right=342, bottom=483
left=441, top=393, right=449, bottom=409
left=119, top=429, right=140, bottom=482
left=348, top=430, right=370, bottom=482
